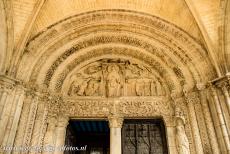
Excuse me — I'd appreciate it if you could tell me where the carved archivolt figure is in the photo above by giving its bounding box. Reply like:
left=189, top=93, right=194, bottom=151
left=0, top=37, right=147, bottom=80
left=68, top=59, right=166, bottom=97
left=106, top=65, right=121, bottom=97
left=175, top=107, right=190, bottom=154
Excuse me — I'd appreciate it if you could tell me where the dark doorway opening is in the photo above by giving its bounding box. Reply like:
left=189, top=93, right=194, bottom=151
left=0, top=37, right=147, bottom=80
left=122, top=119, right=168, bottom=154
left=65, top=120, right=110, bottom=154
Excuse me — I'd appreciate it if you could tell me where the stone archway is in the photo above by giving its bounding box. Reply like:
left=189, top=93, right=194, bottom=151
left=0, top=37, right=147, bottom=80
left=1, top=9, right=223, bottom=154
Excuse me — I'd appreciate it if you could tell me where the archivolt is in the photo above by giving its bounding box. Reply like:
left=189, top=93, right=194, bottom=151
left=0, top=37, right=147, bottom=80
left=16, top=10, right=216, bottom=95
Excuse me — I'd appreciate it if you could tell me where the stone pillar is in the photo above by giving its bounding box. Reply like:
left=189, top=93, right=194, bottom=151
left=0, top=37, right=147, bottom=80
left=197, top=84, right=220, bottom=154
left=3, top=85, right=25, bottom=153
left=0, top=83, right=14, bottom=145
left=210, top=86, right=230, bottom=153
left=13, top=93, right=33, bottom=154
left=108, top=116, right=123, bottom=154
left=43, top=116, right=57, bottom=154
left=30, top=95, right=49, bottom=154
left=221, top=83, right=230, bottom=115
left=22, top=93, right=39, bottom=150
left=0, top=83, right=13, bottom=118
left=54, top=116, right=69, bottom=154
left=183, top=90, right=204, bottom=154
left=42, top=95, right=61, bottom=154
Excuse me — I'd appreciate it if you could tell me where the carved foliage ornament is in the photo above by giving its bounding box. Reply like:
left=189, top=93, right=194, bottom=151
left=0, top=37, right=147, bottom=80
left=62, top=98, right=173, bottom=118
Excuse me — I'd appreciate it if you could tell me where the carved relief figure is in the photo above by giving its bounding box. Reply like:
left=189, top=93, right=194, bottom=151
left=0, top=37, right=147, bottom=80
left=150, top=80, right=157, bottom=96
left=175, top=107, right=190, bottom=154
left=156, top=81, right=164, bottom=96
left=68, top=59, right=166, bottom=97
left=135, top=79, right=145, bottom=96
left=85, top=79, right=100, bottom=96
left=106, top=64, right=122, bottom=97
left=68, top=78, right=88, bottom=96
left=135, top=79, right=153, bottom=96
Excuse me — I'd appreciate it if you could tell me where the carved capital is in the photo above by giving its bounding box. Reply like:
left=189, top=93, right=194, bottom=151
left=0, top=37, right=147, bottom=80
left=0, top=78, right=15, bottom=93
left=182, top=84, right=190, bottom=98
left=209, top=84, right=218, bottom=97
left=108, top=116, right=123, bottom=128
left=170, top=90, right=180, bottom=101
left=47, top=114, right=57, bottom=125
left=57, top=116, right=69, bottom=128
left=184, top=91, right=199, bottom=105
left=227, top=75, right=230, bottom=86
left=211, top=74, right=230, bottom=91
left=175, top=106, right=186, bottom=125
left=196, top=83, right=206, bottom=91
left=170, top=90, right=182, bottom=108
left=15, top=84, right=25, bottom=95
left=48, top=94, right=62, bottom=116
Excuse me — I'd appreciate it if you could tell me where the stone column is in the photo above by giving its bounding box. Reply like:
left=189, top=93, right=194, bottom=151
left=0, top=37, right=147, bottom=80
left=3, top=85, right=25, bottom=153
left=54, top=116, right=69, bottom=154
left=13, top=93, right=33, bottom=154
left=0, top=83, right=14, bottom=145
left=108, top=116, right=123, bottom=154
left=221, top=82, right=230, bottom=115
left=210, top=86, right=230, bottom=153
left=30, top=94, right=49, bottom=154
left=43, top=95, right=61, bottom=154
left=22, top=93, right=39, bottom=149
left=197, top=84, right=220, bottom=154
left=43, top=116, right=57, bottom=154
left=0, top=84, right=13, bottom=117
left=183, top=90, right=204, bottom=154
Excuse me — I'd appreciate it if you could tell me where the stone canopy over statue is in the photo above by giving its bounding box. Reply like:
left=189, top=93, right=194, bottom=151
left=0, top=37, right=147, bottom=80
left=68, top=59, right=165, bottom=97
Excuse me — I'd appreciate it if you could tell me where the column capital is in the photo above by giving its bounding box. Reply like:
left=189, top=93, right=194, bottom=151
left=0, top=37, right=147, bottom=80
left=183, top=91, right=199, bottom=105
left=47, top=115, right=57, bottom=127
left=108, top=116, right=123, bottom=128
left=57, top=116, right=69, bottom=127
left=175, top=106, right=186, bottom=126
left=209, top=84, right=218, bottom=97
left=196, top=83, right=207, bottom=91
left=210, top=74, right=230, bottom=88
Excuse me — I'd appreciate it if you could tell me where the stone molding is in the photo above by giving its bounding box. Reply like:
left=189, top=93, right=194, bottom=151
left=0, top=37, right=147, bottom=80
left=14, top=10, right=216, bottom=98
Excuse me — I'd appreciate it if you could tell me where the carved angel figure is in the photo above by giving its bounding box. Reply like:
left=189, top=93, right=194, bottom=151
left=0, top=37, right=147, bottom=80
left=106, top=65, right=121, bottom=97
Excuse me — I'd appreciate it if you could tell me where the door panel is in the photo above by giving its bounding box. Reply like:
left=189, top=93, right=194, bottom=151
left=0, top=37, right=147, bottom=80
left=122, top=120, right=168, bottom=154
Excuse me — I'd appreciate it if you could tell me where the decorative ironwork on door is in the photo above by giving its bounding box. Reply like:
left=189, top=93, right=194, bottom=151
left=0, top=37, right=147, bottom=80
left=122, top=120, right=168, bottom=154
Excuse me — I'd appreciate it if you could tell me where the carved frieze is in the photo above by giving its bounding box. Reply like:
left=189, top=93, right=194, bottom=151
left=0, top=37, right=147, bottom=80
left=121, top=100, right=172, bottom=116
left=62, top=99, right=111, bottom=117
left=67, top=58, right=166, bottom=97
left=62, top=97, right=173, bottom=118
